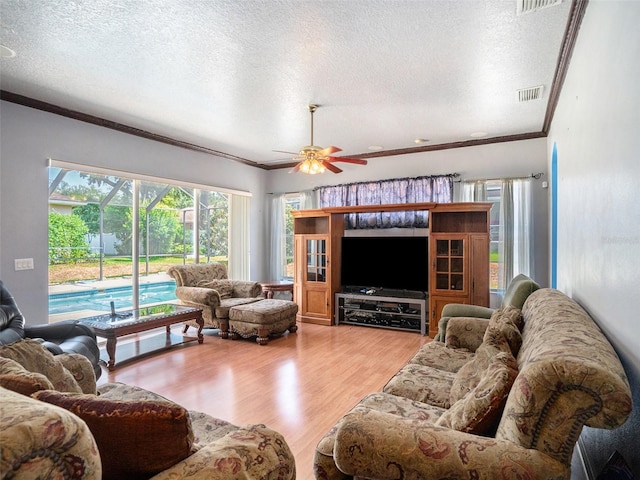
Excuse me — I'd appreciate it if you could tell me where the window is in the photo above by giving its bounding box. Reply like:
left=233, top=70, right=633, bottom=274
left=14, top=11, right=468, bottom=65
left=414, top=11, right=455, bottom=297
left=48, top=165, right=237, bottom=321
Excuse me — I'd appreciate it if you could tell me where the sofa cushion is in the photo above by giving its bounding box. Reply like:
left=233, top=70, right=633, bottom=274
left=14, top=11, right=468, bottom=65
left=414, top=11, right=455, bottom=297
left=382, top=364, right=456, bottom=408
left=0, top=356, right=55, bottom=396
left=436, top=351, right=518, bottom=435
left=33, top=390, right=195, bottom=480
left=485, top=306, right=523, bottom=356
left=196, top=279, right=234, bottom=299
left=408, top=341, right=475, bottom=372
left=449, top=326, right=514, bottom=403
left=0, top=339, right=82, bottom=393
left=215, top=296, right=262, bottom=319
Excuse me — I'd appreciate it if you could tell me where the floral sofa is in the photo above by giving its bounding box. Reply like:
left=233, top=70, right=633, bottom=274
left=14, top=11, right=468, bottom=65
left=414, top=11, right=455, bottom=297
left=167, top=263, right=263, bottom=338
left=0, top=338, right=296, bottom=479
left=314, top=288, right=633, bottom=479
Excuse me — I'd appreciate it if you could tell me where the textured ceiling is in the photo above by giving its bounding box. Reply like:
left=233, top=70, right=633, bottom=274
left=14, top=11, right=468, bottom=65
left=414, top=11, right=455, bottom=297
left=0, top=0, right=572, bottom=169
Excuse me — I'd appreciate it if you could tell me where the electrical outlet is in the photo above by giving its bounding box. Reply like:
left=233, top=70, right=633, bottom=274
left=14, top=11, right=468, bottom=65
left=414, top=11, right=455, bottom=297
left=14, top=258, right=34, bottom=271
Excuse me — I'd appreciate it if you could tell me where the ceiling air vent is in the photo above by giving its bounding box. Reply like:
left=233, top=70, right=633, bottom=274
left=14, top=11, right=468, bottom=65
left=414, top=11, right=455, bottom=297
left=517, top=0, right=563, bottom=15
left=517, top=85, right=544, bottom=103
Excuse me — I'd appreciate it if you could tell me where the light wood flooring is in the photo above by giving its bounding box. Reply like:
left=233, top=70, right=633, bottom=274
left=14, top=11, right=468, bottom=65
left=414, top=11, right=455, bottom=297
left=96, top=322, right=431, bottom=480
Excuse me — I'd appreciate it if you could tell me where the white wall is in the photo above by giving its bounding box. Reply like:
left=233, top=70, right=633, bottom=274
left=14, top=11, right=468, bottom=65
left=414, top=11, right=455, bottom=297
left=548, top=1, right=640, bottom=476
left=0, top=101, right=268, bottom=323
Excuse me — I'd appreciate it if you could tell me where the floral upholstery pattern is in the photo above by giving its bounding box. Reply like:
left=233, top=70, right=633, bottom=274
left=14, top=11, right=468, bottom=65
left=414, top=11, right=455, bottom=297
left=407, top=340, right=474, bottom=372
left=228, top=298, right=298, bottom=344
left=1, top=346, right=296, bottom=479
left=443, top=316, right=490, bottom=351
left=382, top=364, right=456, bottom=408
left=167, top=263, right=263, bottom=335
left=0, top=386, right=102, bottom=479
left=333, top=408, right=568, bottom=480
left=315, top=288, right=633, bottom=479
left=0, top=338, right=83, bottom=393
left=436, top=351, right=518, bottom=434
left=0, top=356, right=55, bottom=396
left=495, top=288, right=633, bottom=465
left=315, top=392, right=446, bottom=479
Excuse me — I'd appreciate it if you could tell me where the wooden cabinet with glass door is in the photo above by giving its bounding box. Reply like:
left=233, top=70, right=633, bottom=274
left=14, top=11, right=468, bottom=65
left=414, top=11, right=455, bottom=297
left=428, top=207, right=491, bottom=338
left=292, top=210, right=344, bottom=325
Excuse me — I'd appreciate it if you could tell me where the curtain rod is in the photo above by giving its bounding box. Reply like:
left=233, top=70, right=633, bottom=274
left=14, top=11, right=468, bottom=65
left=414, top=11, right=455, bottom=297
left=457, top=172, right=544, bottom=183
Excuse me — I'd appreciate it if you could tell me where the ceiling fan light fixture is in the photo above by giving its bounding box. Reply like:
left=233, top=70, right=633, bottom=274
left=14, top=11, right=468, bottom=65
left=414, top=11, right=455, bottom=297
left=299, top=158, right=326, bottom=174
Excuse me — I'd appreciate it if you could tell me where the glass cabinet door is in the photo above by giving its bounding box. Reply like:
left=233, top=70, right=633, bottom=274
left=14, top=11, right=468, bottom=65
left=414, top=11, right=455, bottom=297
left=306, top=238, right=327, bottom=282
left=435, top=238, right=466, bottom=291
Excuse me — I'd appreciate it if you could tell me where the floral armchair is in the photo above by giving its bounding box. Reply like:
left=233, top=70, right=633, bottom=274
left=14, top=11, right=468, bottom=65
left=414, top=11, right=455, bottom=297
left=167, top=263, right=263, bottom=338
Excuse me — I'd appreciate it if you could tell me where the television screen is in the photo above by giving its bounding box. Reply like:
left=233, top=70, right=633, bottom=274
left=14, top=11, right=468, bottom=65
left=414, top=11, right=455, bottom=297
left=340, top=236, right=428, bottom=293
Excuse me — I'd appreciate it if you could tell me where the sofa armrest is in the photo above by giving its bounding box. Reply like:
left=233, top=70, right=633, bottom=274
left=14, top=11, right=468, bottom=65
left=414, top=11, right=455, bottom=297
left=441, top=304, right=495, bottom=319
left=175, top=286, right=221, bottom=307
left=0, top=386, right=102, bottom=479
left=444, top=317, right=490, bottom=351
left=149, top=424, right=295, bottom=480
left=228, top=280, right=263, bottom=299
left=434, top=304, right=494, bottom=342
left=333, top=409, right=568, bottom=479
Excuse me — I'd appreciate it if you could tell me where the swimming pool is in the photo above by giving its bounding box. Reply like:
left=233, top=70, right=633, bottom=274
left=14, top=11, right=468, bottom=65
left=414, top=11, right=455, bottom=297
left=49, top=280, right=177, bottom=315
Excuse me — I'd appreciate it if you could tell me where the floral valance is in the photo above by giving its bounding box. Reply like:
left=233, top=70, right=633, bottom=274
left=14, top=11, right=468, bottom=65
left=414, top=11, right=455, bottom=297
left=317, top=175, right=454, bottom=229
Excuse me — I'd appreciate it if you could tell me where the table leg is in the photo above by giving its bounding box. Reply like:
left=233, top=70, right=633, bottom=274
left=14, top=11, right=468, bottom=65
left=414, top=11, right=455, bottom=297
left=105, top=337, right=117, bottom=370
left=195, top=313, right=204, bottom=344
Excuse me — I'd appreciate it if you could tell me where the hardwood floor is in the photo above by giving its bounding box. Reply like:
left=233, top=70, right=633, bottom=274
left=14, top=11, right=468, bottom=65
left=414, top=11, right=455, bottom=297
left=96, top=322, right=431, bottom=479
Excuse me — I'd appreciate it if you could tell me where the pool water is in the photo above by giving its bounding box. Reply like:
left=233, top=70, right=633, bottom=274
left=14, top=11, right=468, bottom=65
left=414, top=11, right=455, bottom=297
left=49, top=280, right=177, bottom=315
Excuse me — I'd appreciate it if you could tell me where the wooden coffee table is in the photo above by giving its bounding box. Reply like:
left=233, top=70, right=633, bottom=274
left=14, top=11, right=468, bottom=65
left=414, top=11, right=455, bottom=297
left=79, top=304, right=203, bottom=370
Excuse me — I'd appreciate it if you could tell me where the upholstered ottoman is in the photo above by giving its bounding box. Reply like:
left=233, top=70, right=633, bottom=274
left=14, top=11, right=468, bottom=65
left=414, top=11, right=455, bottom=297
left=228, top=299, right=298, bottom=345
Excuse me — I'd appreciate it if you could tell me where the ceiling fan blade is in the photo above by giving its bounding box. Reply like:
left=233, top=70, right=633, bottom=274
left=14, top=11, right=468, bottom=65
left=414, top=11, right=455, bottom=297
left=322, top=160, right=342, bottom=174
left=273, top=149, right=299, bottom=155
left=326, top=156, right=368, bottom=165
left=318, top=146, right=342, bottom=156
left=289, top=162, right=302, bottom=173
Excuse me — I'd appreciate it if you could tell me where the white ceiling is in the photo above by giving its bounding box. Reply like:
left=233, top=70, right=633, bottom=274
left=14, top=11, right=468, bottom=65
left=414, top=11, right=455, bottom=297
left=0, top=0, right=572, bottom=170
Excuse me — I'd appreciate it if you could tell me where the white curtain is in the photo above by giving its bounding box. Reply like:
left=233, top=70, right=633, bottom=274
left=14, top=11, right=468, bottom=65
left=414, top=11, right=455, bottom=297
left=299, top=190, right=316, bottom=209
left=268, top=190, right=315, bottom=281
left=228, top=194, right=250, bottom=280
left=500, top=179, right=532, bottom=286
left=268, top=194, right=286, bottom=281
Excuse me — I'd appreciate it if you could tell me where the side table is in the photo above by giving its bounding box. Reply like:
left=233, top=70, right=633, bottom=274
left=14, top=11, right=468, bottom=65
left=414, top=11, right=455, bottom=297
left=259, top=280, right=294, bottom=300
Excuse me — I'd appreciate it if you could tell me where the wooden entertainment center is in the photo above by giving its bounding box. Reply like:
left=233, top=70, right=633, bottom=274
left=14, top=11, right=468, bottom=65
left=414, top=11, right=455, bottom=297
left=292, top=202, right=492, bottom=338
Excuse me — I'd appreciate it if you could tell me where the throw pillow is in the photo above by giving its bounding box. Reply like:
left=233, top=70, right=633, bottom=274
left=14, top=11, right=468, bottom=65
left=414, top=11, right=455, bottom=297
left=485, top=306, right=523, bottom=356
left=436, top=351, right=518, bottom=435
left=0, top=356, right=55, bottom=396
left=449, top=342, right=499, bottom=403
left=195, top=279, right=234, bottom=299
left=32, top=390, right=195, bottom=480
left=0, top=339, right=82, bottom=393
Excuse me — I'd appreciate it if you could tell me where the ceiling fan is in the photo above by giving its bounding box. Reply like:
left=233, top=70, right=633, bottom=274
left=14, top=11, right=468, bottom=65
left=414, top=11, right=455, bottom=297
left=277, top=104, right=368, bottom=174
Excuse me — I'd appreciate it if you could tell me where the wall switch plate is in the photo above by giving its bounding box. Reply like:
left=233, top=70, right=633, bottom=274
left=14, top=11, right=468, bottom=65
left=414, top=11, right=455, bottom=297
left=14, top=258, right=34, bottom=270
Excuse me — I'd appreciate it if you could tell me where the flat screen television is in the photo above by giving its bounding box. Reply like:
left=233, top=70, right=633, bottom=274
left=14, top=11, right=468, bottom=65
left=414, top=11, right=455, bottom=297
left=340, top=236, right=428, bottom=293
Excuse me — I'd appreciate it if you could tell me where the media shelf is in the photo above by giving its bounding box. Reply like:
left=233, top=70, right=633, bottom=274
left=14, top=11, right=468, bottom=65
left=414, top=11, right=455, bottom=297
left=335, top=292, right=427, bottom=335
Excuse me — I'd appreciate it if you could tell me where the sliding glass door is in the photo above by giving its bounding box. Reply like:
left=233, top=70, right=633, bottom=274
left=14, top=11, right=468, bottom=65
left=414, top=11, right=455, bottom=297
left=48, top=166, right=233, bottom=321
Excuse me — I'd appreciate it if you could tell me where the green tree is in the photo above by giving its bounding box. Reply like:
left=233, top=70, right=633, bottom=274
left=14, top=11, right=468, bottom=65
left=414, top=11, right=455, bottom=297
left=48, top=212, right=90, bottom=263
